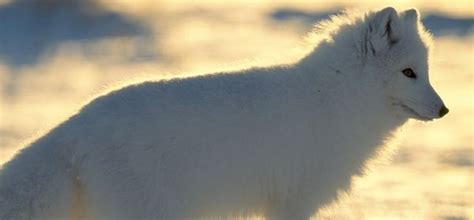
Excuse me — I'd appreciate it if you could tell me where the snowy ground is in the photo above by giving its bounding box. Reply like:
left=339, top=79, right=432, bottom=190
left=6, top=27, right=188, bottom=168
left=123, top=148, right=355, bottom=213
left=0, top=1, right=472, bottom=219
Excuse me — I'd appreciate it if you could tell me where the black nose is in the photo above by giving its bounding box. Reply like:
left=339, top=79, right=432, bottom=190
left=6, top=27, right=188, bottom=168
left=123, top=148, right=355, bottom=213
left=438, top=105, right=449, bottom=118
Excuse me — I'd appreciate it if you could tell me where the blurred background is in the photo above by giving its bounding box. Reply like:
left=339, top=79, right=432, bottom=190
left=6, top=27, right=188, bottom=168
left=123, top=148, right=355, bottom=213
left=0, top=0, right=472, bottom=219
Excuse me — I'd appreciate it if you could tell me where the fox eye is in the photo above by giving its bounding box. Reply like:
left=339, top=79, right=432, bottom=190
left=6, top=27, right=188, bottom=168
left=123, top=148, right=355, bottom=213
left=402, top=68, right=417, bottom=79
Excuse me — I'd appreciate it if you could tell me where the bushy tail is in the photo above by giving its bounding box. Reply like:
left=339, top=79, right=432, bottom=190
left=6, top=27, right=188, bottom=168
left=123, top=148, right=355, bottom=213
left=0, top=142, right=75, bottom=220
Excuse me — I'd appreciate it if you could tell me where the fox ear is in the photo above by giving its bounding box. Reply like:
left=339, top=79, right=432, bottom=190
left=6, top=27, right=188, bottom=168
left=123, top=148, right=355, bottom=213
left=368, top=7, right=400, bottom=54
left=402, top=8, right=419, bottom=23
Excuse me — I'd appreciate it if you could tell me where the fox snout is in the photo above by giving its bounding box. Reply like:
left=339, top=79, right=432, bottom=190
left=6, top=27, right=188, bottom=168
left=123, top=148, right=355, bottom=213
left=425, top=84, right=448, bottom=120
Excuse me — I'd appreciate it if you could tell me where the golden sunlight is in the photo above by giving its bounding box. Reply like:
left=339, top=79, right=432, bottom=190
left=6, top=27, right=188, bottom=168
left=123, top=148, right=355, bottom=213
left=0, top=1, right=472, bottom=219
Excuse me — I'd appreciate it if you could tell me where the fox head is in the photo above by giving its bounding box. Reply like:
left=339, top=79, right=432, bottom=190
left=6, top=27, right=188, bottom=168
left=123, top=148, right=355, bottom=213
left=363, top=7, right=448, bottom=121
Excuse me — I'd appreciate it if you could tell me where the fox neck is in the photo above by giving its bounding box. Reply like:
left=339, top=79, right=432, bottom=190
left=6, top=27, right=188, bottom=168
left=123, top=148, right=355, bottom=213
left=289, top=26, right=409, bottom=173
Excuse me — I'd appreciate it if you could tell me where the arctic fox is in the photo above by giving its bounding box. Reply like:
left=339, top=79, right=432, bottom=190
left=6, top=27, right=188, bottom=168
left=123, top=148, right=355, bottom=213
left=0, top=7, right=448, bottom=220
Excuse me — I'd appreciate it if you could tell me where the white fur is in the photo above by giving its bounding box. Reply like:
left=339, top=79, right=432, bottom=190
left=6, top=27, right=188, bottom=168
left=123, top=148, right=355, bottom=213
left=0, top=8, right=447, bottom=220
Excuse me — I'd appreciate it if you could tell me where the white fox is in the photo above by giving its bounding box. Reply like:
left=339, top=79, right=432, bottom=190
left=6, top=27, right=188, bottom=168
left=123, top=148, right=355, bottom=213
left=0, top=7, right=448, bottom=220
